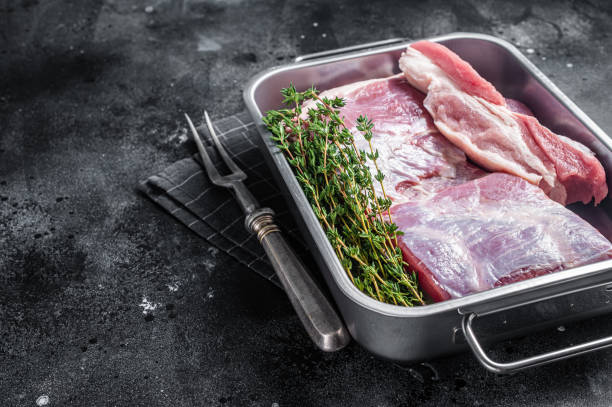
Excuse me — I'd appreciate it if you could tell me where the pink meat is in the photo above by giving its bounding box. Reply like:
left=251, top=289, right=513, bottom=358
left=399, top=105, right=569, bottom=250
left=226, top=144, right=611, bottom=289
left=399, top=41, right=608, bottom=205
left=390, top=173, right=612, bottom=301
left=411, top=41, right=505, bottom=105
left=302, top=74, right=486, bottom=203
left=299, top=71, right=611, bottom=304
left=506, top=99, right=534, bottom=116
left=518, top=113, right=609, bottom=206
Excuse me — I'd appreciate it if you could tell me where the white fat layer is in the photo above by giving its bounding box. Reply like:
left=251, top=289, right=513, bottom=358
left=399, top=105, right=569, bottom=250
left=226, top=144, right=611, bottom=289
left=399, top=46, right=559, bottom=193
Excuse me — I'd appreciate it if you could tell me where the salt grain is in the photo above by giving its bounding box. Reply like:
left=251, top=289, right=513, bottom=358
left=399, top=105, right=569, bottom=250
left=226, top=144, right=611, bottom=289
left=322, top=33, right=327, bottom=38
left=139, top=296, right=159, bottom=314
left=145, top=5, right=154, bottom=13
left=36, top=395, right=50, bottom=406
left=557, top=325, right=566, bottom=332
left=566, top=63, right=573, bottom=68
left=526, top=48, right=535, bottom=54
left=312, top=22, right=318, bottom=27
left=197, top=35, right=222, bottom=52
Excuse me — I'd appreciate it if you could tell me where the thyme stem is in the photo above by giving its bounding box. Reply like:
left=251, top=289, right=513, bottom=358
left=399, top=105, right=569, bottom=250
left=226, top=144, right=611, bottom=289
left=263, top=84, right=424, bottom=307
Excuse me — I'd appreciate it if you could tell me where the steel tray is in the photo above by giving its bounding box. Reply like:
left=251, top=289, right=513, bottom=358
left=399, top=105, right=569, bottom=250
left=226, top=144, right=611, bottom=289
left=243, top=33, right=612, bottom=373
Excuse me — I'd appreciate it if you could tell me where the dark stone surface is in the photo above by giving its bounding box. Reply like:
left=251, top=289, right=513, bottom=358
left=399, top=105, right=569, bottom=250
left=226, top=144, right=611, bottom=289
left=1, top=0, right=612, bottom=405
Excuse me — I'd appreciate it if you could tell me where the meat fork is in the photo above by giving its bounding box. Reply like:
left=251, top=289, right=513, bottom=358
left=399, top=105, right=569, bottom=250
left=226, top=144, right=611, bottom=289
left=185, top=112, right=350, bottom=352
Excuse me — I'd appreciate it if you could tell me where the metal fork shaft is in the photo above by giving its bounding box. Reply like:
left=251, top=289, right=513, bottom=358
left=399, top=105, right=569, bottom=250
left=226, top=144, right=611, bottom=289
left=187, top=112, right=350, bottom=351
left=246, top=208, right=351, bottom=351
left=231, top=182, right=258, bottom=214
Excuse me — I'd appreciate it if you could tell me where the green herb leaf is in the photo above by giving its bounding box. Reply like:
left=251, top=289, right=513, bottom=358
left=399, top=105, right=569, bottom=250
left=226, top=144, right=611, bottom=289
left=263, top=85, right=425, bottom=307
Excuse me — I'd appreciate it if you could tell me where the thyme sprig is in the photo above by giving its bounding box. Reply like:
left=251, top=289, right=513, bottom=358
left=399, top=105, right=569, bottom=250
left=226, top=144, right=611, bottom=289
left=263, top=85, right=425, bottom=306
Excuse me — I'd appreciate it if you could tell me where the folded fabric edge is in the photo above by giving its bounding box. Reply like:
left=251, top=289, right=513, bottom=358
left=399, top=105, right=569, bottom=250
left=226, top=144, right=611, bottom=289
left=137, top=179, right=282, bottom=289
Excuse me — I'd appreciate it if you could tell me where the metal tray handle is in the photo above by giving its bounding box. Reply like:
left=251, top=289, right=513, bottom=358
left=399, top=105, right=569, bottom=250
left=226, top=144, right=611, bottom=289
left=462, top=312, right=612, bottom=374
left=294, top=38, right=406, bottom=62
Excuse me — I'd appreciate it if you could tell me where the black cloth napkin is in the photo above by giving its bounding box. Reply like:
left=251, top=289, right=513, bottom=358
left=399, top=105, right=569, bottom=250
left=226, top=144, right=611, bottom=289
left=139, top=111, right=308, bottom=289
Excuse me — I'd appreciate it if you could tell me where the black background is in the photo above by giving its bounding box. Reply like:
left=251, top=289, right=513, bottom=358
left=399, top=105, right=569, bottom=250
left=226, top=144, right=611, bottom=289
left=2, top=0, right=612, bottom=405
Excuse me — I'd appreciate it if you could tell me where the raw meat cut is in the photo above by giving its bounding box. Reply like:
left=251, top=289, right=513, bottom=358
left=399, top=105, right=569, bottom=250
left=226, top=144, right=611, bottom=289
left=390, top=173, right=612, bottom=301
left=399, top=41, right=608, bottom=205
left=302, top=74, right=486, bottom=203
left=298, top=64, right=611, bottom=304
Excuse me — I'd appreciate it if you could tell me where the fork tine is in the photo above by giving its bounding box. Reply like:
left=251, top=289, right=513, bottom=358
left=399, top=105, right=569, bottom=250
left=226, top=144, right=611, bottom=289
left=204, top=111, right=246, bottom=178
left=184, top=113, right=222, bottom=184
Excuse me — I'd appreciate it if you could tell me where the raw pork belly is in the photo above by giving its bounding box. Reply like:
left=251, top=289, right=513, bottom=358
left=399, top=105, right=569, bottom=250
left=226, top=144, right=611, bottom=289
left=399, top=41, right=608, bottom=205
left=390, top=173, right=612, bottom=301
left=306, top=75, right=486, bottom=203
left=300, top=67, right=611, bottom=303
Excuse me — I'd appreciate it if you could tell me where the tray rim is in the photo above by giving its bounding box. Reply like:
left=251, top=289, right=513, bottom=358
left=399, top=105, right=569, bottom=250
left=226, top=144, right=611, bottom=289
left=243, top=32, right=612, bottom=318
